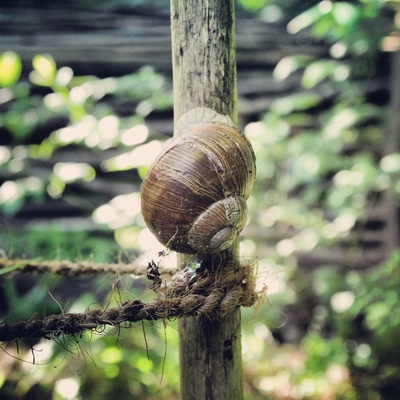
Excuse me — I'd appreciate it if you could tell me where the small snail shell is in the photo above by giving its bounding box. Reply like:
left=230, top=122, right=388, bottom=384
left=140, top=108, right=256, bottom=254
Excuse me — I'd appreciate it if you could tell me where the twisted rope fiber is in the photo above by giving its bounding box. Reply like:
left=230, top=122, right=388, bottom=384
left=0, top=261, right=258, bottom=342
left=0, top=258, right=151, bottom=277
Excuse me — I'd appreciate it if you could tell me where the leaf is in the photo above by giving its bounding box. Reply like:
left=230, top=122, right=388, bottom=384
left=53, top=162, right=96, bottom=183
left=0, top=261, right=26, bottom=275
left=332, top=2, right=360, bottom=27
left=237, top=0, right=267, bottom=12
left=102, top=141, right=163, bottom=171
left=0, top=51, right=22, bottom=87
left=380, top=154, right=400, bottom=173
left=287, top=4, right=325, bottom=34
left=31, top=54, right=56, bottom=86
left=271, top=93, right=322, bottom=115
left=301, top=60, right=338, bottom=88
left=366, top=302, right=391, bottom=330
left=274, top=55, right=315, bottom=81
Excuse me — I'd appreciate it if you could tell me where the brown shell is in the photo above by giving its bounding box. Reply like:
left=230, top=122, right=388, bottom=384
left=188, top=196, right=248, bottom=252
left=140, top=121, right=256, bottom=254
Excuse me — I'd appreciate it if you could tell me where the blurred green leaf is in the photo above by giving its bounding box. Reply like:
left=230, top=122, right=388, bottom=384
left=274, top=54, right=315, bottom=81
left=271, top=92, right=322, bottom=115
left=31, top=54, right=57, bottom=86
left=102, top=140, right=163, bottom=172
left=287, top=3, right=325, bottom=34
left=237, top=0, right=268, bottom=12
left=0, top=261, right=25, bottom=275
left=380, top=153, right=400, bottom=173
left=312, top=15, right=336, bottom=38
left=301, top=60, right=338, bottom=88
left=365, top=303, right=391, bottom=330
left=0, top=52, right=22, bottom=87
left=302, top=332, right=348, bottom=373
left=100, top=347, right=124, bottom=364
left=332, top=2, right=360, bottom=26
left=53, top=162, right=96, bottom=183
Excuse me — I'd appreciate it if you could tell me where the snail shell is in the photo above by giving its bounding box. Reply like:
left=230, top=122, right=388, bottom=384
left=140, top=110, right=256, bottom=254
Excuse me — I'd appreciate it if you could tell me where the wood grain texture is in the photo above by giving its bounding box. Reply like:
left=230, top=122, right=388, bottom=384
left=171, top=0, right=244, bottom=398
left=171, top=0, right=237, bottom=124
left=179, top=310, right=243, bottom=400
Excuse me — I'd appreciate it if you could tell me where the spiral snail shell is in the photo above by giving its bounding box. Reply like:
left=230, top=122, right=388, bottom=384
left=140, top=108, right=256, bottom=254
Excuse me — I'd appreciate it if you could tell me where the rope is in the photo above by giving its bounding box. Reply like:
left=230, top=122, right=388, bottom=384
left=0, top=260, right=258, bottom=342
left=0, top=257, right=168, bottom=278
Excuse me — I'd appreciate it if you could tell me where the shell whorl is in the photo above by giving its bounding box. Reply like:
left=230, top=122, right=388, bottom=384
left=188, top=196, right=248, bottom=252
left=140, top=108, right=256, bottom=254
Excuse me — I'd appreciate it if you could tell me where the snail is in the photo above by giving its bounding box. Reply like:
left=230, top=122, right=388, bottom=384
left=140, top=108, right=256, bottom=254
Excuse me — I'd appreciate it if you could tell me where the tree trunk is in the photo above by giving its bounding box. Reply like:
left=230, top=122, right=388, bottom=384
left=170, top=1, right=244, bottom=399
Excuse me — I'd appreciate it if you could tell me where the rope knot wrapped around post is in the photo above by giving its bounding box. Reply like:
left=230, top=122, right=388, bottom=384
left=0, top=259, right=258, bottom=343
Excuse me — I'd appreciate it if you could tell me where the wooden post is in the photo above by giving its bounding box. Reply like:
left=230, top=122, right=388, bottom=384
left=170, top=1, right=244, bottom=399
left=383, top=49, right=400, bottom=254
left=170, top=0, right=237, bottom=124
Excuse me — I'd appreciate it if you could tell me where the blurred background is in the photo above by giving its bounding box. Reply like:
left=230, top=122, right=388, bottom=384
left=1, top=0, right=400, bottom=399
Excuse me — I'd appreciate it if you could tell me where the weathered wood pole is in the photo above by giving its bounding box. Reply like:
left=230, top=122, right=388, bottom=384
left=383, top=48, right=400, bottom=253
left=170, top=1, right=243, bottom=399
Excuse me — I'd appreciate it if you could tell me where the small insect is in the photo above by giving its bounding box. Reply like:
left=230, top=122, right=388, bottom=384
left=146, top=260, right=162, bottom=288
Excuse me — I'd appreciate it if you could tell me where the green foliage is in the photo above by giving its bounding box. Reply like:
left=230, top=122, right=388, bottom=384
left=237, top=0, right=269, bottom=12
left=0, top=52, right=22, bottom=87
left=0, top=226, right=180, bottom=399
left=0, top=54, right=172, bottom=255
left=2, top=225, right=120, bottom=262
left=247, top=0, right=395, bottom=263
left=0, top=51, right=179, bottom=400
left=287, top=0, right=391, bottom=63
left=0, top=295, right=180, bottom=399
left=1, top=0, right=400, bottom=398
left=248, top=92, right=385, bottom=256
left=303, top=253, right=400, bottom=396
left=348, top=252, right=400, bottom=349
left=72, top=321, right=180, bottom=400
left=240, top=0, right=400, bottom=398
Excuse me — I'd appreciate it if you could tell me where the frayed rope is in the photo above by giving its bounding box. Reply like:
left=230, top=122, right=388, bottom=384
left=0, top=260, right=258, bottom=342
